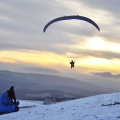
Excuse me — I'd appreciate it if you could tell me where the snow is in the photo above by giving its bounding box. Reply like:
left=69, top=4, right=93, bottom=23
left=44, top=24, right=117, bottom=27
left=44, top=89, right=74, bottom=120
left=1, top=92, right=120, bottom=120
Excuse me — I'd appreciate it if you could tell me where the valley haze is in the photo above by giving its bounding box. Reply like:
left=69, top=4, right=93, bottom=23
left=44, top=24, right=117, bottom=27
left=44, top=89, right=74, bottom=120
left=0, top=70, right=118, bottom=101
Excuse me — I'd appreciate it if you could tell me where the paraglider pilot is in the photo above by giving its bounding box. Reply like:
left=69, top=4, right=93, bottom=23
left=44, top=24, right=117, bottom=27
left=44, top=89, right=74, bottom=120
left=70, top=60, right=75, bottom=69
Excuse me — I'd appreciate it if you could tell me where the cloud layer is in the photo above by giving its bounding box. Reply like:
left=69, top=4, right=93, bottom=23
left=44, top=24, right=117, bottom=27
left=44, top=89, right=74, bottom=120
left=0, top=0, right=120, bottom=79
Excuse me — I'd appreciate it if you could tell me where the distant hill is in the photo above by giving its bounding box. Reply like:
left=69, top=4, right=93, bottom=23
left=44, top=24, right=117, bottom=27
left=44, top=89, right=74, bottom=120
left=0, top=70, right=115, bottom=100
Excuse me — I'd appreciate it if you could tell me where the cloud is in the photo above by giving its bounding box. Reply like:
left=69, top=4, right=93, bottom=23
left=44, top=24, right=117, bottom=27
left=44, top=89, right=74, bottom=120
left=0, top=0, right=120, bottom=77
left=80, top=0, right=120, bottom=16
left=0, top=0, right=118, bottom=53
left=68, top=48, right=120, bottom=59
left=0, top=62, right=60, bottom=75
left=79, top=0, right=120, bottom=44
left=92, top=72, right=120, bottom=78
left=24, top=66, right=60, bottom=74
left=0, top=42, right=30, bottom=50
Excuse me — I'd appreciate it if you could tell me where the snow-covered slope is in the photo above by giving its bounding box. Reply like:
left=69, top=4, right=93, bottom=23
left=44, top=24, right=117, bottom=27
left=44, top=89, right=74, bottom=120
left=1, top=92, right=120, bottom=120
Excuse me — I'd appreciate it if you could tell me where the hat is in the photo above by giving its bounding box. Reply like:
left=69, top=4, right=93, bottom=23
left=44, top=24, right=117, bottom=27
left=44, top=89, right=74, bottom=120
left=10, top=86, right=14, bottom=90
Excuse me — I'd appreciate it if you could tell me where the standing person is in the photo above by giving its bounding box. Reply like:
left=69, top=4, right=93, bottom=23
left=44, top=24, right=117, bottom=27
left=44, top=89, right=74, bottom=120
left=70, top=60, right=75, bottom=69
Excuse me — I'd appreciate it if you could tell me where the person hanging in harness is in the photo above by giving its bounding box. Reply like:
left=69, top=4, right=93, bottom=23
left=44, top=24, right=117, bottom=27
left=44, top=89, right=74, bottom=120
left=70, top=60, right=75, bottom=69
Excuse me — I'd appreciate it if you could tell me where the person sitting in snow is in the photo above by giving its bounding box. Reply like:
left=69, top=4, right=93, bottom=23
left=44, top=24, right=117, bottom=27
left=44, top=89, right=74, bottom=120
left=6, top=86, right=16, bottom=104
left=0, top=86, right=19, bottom=114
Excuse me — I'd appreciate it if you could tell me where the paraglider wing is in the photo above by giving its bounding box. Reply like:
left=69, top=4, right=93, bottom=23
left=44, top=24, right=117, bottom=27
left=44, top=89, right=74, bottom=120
left=43, top=15, right=100, bottom=32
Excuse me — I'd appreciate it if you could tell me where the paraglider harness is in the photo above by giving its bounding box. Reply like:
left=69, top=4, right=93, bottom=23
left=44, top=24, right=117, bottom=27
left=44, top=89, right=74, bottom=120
left=70, top=60, right=75, bottom=69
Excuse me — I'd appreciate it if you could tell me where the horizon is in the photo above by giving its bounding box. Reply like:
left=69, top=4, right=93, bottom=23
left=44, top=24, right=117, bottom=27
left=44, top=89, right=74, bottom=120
left=0, top=69, right=120, bottom=93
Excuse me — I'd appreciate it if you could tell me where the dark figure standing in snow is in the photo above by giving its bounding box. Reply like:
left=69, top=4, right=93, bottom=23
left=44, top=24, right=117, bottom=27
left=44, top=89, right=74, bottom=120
left=6, top=86, right=16, bottom=104
left=70, top=60, right=75, bottom=69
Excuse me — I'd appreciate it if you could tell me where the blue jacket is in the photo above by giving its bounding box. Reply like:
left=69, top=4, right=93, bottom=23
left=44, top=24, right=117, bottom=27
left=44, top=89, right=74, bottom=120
left=0, top=92, right=16, bottom=113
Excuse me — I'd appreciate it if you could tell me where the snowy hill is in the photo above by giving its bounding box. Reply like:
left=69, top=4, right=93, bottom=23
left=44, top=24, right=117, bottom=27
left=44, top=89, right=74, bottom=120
left=1, top=92, right=120, bottom=120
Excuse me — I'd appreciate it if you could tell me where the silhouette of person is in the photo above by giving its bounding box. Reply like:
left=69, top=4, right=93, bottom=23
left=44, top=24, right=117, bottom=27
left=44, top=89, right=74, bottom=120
left=70, top=60, right=75, bottom=69
left=6, top=86, right=16, bottom=104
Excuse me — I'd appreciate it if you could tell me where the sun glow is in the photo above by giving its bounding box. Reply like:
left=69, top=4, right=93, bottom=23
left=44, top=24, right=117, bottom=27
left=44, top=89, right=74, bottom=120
left=84, top=37, right=120, bottom=53
left=0, top=49, right=120, bottom=74
left=0, top=50, right=69, bottom=68
left=86, top=37, right=106, bottom=50
left=76, top=57, right=120, bottom=74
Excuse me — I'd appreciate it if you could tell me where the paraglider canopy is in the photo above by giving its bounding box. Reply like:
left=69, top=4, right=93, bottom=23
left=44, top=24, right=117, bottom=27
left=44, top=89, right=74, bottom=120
left=43, top=15, right=100, bottom=32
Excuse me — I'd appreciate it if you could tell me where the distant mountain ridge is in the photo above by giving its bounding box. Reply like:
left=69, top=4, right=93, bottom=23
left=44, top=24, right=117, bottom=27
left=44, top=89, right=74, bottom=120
left=0, top=70, right=115, bottom=100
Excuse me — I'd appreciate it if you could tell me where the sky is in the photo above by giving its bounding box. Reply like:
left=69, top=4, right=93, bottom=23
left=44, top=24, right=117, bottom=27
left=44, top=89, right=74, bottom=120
left=1, top=92, right=120, bottom=120
left=0, top=0, right=120, bottom=85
